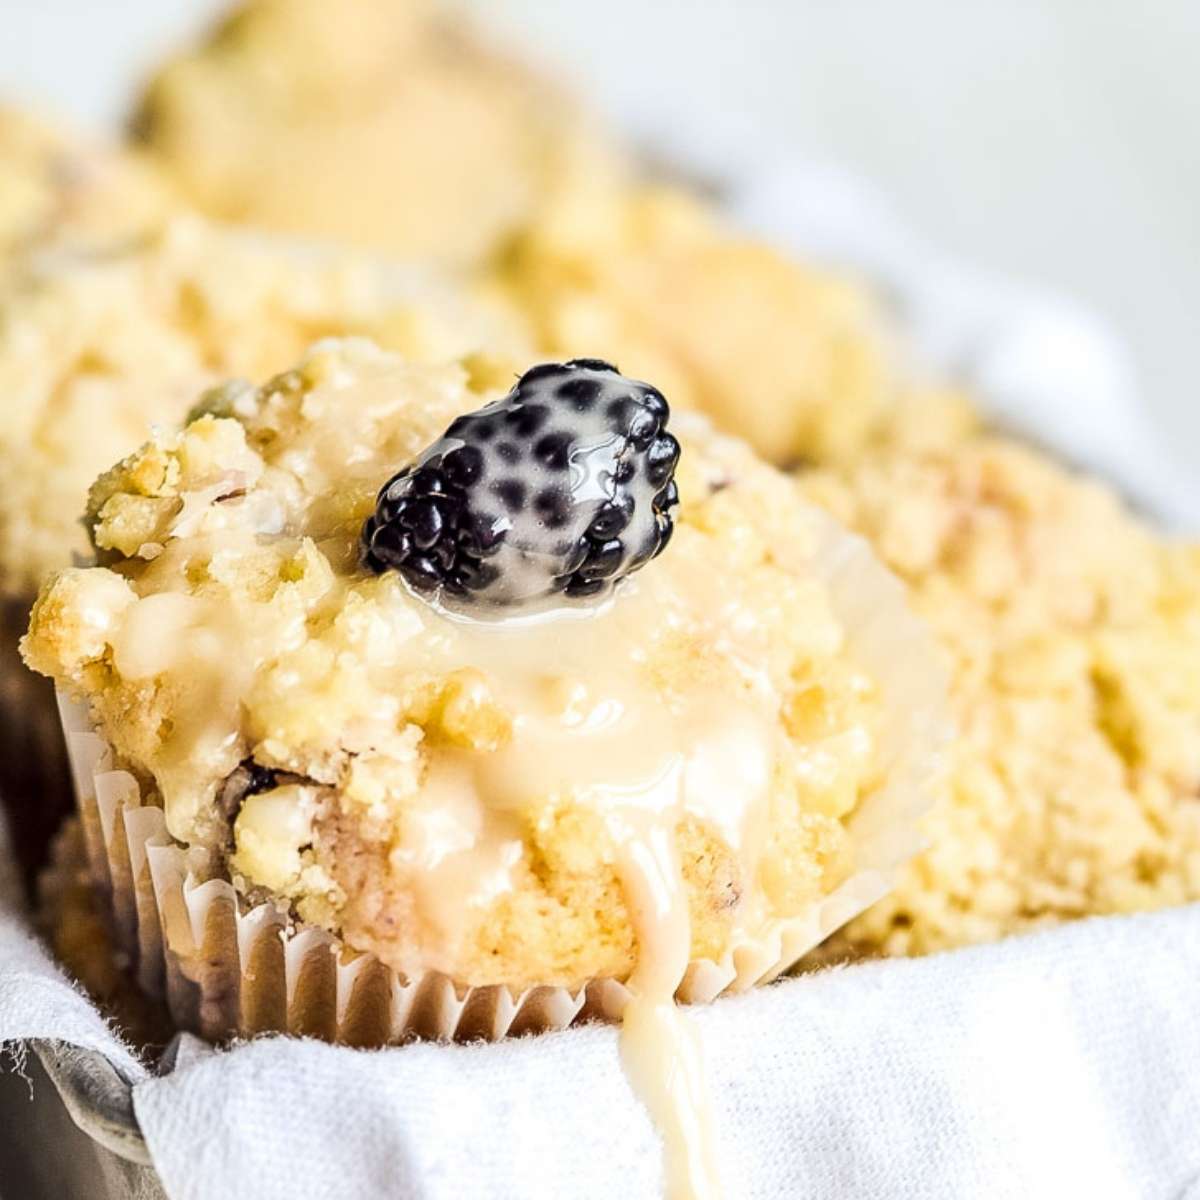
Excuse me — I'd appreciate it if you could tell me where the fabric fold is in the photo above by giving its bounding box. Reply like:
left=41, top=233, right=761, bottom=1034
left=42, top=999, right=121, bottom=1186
left=129, top=903, right=1200, bottom=1200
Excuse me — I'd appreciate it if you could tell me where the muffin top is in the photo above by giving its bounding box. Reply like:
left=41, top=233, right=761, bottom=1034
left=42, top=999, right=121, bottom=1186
left=0, top=107, right=175, bottom=258
left=131, top=0, right=621, bottom=267
left=496, top=184, right=976, bottom=468
left=0, top=216, right=529, bottom=596
left=24, top=340, right=940, bottom=990
left=803, top=435, right=1200, bottom=956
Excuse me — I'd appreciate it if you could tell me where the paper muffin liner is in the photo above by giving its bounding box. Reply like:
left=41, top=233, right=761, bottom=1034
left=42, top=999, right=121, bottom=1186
left=0, top=595, right=76, bottom=890
left=54, top=510, right=947, bottom=1045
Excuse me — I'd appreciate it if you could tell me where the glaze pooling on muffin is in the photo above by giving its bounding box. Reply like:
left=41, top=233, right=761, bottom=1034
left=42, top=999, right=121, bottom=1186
left=362, top=359, right=679, bottom=609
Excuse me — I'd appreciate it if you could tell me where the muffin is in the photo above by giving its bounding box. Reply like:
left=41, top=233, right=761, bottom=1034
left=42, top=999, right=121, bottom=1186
left=131, top=0, right=621, bottom=267
left=802, top=435, right=1200, bottom=957
left=0, top=107, right=175, bottom=260
left=24, top=339, right=944, bottom=1043
left=0, top=216, right=528, bottom=887
left=495, top=183, right=977, bottom=468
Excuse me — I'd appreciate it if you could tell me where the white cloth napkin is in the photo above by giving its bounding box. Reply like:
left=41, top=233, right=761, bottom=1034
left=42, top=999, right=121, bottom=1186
left=3, top=142, right=1200, bottom=1199
left=0, top=880, right=143, bottom=1084
left=129, top=903, right=1200, bottom=1200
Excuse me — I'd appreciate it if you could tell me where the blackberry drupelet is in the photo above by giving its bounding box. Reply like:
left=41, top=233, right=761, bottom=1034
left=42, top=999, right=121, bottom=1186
left=362, top=360, right=680, bottom=610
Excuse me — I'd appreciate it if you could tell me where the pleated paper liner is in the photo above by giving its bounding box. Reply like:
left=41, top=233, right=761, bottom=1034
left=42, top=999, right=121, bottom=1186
left=0, top=595, right=76, bottom=893
left=56, top=509, right=948, bottom=1045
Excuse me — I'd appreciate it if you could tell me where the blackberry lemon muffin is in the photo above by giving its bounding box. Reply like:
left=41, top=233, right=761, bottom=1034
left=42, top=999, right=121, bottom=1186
left=25, top=340, right=943, bottom=1192
left=803, top=435, right=1200, bottom=958
left=0, top=217, right=526, bottom=885
left=496, top=183, right=976, bottom=468
left=0, top=107, right=174, bottom=261
left=132, top=0, right=620, bottom=266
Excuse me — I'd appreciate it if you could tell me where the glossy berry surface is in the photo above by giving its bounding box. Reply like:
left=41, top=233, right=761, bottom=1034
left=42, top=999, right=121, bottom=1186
left=361, top=360, right=680, bottom=610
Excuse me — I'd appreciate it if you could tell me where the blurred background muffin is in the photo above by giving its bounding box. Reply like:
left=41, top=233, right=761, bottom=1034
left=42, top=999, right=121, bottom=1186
left=493, top=181, right=977, bottom=468
left=0, top=103, right=193, bottom=819
left=128, top=0, right=970, bottom=473
left=0, top=107, right=175, bottom=259
left=130, top=0, right=622, bottom=267
left=802, top=435, right=1200, bottom=958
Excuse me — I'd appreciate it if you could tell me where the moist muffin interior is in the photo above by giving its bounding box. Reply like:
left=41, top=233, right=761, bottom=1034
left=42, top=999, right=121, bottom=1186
left=24, top=339, right=894, bottom=991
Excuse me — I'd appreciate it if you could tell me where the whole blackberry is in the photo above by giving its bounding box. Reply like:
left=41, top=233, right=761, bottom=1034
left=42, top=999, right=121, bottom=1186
left=362, top=360, right=680, bottom=610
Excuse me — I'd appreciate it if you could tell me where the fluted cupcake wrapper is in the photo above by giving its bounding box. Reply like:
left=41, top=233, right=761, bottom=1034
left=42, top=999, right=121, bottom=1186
left=54, top=509, right=948, bottom=1045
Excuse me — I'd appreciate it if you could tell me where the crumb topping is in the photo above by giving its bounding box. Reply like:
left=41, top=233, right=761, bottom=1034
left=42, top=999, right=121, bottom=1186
left=802, top=436, right=1200, bottom=955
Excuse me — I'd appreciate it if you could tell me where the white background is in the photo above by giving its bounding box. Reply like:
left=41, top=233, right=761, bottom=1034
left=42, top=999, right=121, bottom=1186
left=5, top=0, right=1199, bottom=467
